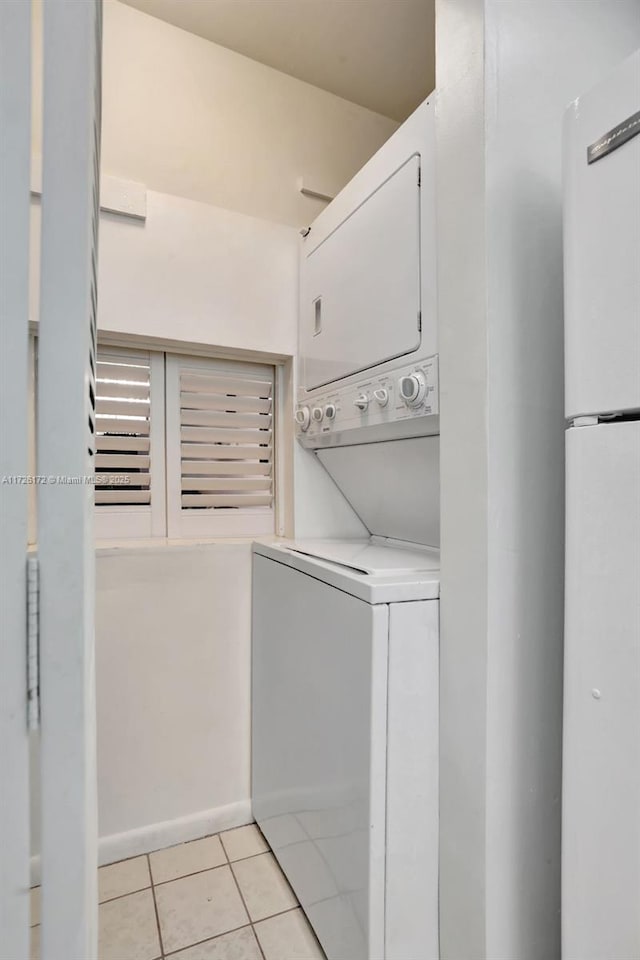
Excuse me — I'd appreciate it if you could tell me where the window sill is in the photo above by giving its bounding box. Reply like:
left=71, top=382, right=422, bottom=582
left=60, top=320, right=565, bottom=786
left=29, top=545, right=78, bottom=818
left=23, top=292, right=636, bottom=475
left=95, top=533, right=284, bottom=555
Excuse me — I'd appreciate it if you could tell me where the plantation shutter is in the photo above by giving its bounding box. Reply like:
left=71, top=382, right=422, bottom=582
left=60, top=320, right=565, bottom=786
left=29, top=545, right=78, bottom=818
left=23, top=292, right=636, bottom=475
left=94, top=345, right=166, bottom=540
left=166, top=355, right=275, bottom=538
left=95, top=347, right=151, bottom=505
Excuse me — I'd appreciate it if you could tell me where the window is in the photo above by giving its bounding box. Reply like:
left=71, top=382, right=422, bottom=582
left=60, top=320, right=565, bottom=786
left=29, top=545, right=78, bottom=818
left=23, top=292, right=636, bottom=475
left=94, top=346, right=165, bottom=540
left=91, top=344, right=276, bottom=541
left=165, top=355, right=275, bottom=538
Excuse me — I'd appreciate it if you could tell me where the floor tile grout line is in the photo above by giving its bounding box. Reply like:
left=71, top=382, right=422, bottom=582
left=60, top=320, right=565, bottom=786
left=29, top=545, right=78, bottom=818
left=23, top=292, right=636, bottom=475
left=98, top=883, right=152, bottom=906
left=147, top=853, right=166, bottom=960
left=227, top=857, right=266, bottom=958
left=252, top=903, right=302, bottom=927
left=161, top=922, right=256, bottom=958
left=250, top=921, right=268, bottom=960
left=150, top=849, right=270, bottom=890
left=223, top=847, right=271, bottom=866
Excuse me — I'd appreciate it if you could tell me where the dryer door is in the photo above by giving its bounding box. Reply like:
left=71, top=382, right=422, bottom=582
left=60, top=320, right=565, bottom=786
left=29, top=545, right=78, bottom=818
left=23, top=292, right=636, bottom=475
left=301, top=155, right=422, bottom=390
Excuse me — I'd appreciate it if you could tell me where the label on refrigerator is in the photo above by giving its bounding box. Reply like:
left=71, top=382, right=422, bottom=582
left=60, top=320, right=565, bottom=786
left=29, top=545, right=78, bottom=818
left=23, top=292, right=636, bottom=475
left=587, top=109, right=640, bottom=164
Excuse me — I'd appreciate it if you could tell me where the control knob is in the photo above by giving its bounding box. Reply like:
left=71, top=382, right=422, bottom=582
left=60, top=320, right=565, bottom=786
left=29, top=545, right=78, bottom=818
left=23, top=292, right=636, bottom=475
left=399, top=372, right=427, bottom=406
left=324, top=403, right=336, bottom=420
left=295, top=406, right=311, bottom=431
left=373, top=388, right=389, bottom=407
left=312, top=406, right=324, bottom=422
left=354, top=393, right=370, bottom=412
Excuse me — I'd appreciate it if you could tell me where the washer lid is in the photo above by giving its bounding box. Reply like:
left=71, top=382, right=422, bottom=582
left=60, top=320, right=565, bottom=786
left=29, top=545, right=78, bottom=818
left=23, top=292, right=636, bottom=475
left=253, top=538, right=440, bottom=603
left=287, top=538, right=439, bottom=576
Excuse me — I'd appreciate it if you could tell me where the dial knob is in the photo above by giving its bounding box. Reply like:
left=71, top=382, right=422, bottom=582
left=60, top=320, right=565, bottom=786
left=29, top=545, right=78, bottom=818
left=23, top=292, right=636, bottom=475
left=324, top=403, right=336, bottom=420
left=399, top=372, right=427, bottom=406
left=312, top=406, right=324, bottom=422
left=354, top=393, right=370, bottom=412
left=373, top=388, right=389, bottom=407
left=295, top=406, right=310, bottom=431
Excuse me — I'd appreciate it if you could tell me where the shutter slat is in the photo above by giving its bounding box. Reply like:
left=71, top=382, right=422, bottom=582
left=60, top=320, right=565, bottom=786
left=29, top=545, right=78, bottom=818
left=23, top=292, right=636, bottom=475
left=181, top=493, right=272, bottom=508
left=180, top=409, right=271, bottom=430
left=97, top=361, right=149, bottom=383
left=181, top=476, right=271, bottom=492
left=181, top=373, right=272, bottom=398
left=180, top=391, right=272, bottom=415
left=181, top=460, right=271, bottom=476
left=97, top=435, right=150, bottom=453
left=95, top=454, right=150, bottom=469
left=98, top=417, right=150, bottom=436
left=181, top=426, right=272, bottom=445
left=180, top=442, right=271, bottom=460
left=96, top=398, right=150, bottom=417
left=96, top=381, right=149, bottom=401
left=96, top=472, right=150, bottom=487
left=96, top=489, right=151, bottom=505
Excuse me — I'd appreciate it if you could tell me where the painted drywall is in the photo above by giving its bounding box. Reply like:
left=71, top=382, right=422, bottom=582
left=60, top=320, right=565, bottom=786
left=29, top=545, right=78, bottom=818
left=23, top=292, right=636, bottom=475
left=98, top=193, right=297, bottom=355
left=29, top=190, right=299, bottom=357
left=31, top=0, right=398, bottom=228
left=95, top=545, right=253, bottom=839
left=436, top=2, right=640, bottom=958
left=435, top=0, right=489, bottom=954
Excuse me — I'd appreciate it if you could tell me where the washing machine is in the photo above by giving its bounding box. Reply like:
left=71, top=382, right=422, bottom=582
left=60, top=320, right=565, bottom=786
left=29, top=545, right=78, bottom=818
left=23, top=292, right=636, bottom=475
left=252, top=94, right=441, bottom=959
left=252, top=538, right=439, bottom=960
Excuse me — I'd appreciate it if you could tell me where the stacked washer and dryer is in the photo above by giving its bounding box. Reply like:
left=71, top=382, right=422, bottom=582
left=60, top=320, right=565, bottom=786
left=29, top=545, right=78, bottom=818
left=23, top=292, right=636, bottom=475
left=252, top=97, right=440, bottom=960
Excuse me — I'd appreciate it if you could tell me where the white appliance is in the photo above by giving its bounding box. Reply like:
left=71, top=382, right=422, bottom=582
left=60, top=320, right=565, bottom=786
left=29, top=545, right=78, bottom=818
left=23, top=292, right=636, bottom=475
left=562, top=50, right=640, bottom=960
left=252, top=96, right=441, bottom=959
left=252, top=539, right=439, bottom=960
left=297, top=96, right=437, bottom=409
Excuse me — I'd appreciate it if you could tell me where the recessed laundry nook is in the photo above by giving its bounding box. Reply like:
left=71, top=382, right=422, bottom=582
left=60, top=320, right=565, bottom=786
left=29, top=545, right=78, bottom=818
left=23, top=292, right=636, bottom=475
left=1, top=3, right=639, bottom=960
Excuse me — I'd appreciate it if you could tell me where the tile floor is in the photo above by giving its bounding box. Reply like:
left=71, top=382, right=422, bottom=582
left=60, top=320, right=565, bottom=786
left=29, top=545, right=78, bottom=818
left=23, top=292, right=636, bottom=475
left=30, top=823, right=326, bottom=960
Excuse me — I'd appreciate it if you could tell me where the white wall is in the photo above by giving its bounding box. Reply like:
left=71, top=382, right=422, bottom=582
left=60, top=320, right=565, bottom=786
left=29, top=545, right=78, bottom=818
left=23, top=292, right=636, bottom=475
left=97, top=193, right=297, bottom=355
left=436, top=3, right=640, bottom=958
left=95, top=545, right=254, bottom=845
left=31, top=0, right=398, bottom=228
left=30, top=190, right=299, bottom=357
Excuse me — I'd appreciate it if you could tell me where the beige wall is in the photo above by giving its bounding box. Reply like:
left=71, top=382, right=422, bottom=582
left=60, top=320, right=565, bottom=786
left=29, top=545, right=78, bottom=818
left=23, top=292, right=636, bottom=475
left=32, top=0, right=398, bottom=227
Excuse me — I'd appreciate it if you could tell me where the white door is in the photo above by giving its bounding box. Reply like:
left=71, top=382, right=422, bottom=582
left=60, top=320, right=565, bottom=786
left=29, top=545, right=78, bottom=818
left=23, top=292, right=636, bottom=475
left=36, top=2, right=103, bottom=957
left=564, top=49, right=640, bottom=418
left=0, top=4, right=33, bottom=958
left=300, top=155, right=422, bottom=390
left=563, top=420, right=640, bottom=960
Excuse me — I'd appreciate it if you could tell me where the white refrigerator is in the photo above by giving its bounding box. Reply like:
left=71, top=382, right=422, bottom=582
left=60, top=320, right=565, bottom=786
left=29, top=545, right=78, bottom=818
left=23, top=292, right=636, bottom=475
left=562, top=49, right=640, bottom=960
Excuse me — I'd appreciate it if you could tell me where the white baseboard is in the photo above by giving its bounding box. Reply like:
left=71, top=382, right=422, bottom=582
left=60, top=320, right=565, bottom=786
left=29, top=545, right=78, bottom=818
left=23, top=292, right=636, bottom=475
left=31, top=799, right=253, bottom=885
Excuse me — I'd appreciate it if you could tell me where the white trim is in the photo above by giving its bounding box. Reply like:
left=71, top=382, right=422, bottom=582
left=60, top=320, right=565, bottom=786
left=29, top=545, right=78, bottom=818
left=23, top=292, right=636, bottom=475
left=0, top=3, right=32, bottom=955
left=30, top=801, right=253, bottom=884
left=31, top=154, right=146, bottom=221
left=37, top=2, right=100, bottom=955
left=96, top=330, right=292, bottom=367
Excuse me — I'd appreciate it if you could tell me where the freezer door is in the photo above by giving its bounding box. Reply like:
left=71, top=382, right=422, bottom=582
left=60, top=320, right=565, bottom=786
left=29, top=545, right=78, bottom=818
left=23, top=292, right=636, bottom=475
left=300, top=155, right=421, bottom=391
left=564, top=49, right=640, bottom=418
left=252, top=555, right=388, bottom=960
left=563, top=421, right=640, bottom=960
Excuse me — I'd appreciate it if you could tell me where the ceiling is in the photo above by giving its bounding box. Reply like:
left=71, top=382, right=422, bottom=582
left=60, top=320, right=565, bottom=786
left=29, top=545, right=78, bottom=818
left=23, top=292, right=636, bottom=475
left=119, top=0, right=435, bottom=122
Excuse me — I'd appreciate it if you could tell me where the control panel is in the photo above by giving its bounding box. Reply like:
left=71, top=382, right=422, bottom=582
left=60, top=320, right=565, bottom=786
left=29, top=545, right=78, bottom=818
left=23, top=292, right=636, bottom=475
left=295, top=355, right=439, bottom=447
